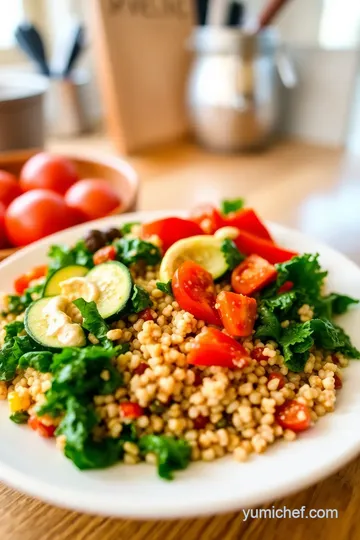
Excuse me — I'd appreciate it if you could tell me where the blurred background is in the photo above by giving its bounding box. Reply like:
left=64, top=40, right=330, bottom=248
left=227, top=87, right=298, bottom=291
left=1, top=0, right=360, bottom=260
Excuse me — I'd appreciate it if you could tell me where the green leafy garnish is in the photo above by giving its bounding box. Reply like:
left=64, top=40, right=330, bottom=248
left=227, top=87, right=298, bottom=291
left=114, top=238, right=161, bottom=266
left=130, top=285, right=152, bottom=313
left=73, top=298, right=111, bottom=348
left=139, top=435, right=191, bottom=480
left=48, top=241, right=94, bottom=272
left=120, top=221, right=141, bottom=235
left=220, top=198, right=245, bottom=215
left=19, top=351, right=53, bottom=373
left=10, top=411, right=30, bottom=424
left=0, top=322, right=40, bottom=381
left=6, top=283, right=44, bottom=315
left=156, top=281, right=173, bottom=296
left=221, top=239, right=244, bottom=271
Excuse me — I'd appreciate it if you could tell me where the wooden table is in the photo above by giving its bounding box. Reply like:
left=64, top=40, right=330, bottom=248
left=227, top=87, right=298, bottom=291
left=2, top=137, right=360, bottom=540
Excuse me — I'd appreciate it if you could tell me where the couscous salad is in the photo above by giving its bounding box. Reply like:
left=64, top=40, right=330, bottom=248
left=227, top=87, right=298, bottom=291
left=0, top=200, right=358, bottom=480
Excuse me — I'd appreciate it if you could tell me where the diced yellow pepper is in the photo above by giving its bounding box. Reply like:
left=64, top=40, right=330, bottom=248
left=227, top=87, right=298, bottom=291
left=8, top=391, right=30, bottom=413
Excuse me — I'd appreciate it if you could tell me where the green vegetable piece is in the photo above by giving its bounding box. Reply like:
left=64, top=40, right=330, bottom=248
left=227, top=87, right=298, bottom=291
left=10, top=411, right=30, bottom=424
left=130, top=285, right=152, bottom=313
left=156, top=281, right=173, bottom=296
left=120, top=221, right=141, bottom=235
left=73, top=298, right=111, bottom=348
left=220, top=198, right=245, bottom=215
left=19, top=351, right=53, bottom=373
left=114, top=238, right=161, bottom=266
left=48, top=241, right=94, bottom=273
left=139, top=435, right=191, bottom=480
left=220, top=239, right=244, bottom=271
left=255, top=304, right=281, bottom=342
left=6, top=283, right=44, bottom=316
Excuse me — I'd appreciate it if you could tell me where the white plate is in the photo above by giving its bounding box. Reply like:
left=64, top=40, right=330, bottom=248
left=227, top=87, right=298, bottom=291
left=0, top=211, right=360, bottom=520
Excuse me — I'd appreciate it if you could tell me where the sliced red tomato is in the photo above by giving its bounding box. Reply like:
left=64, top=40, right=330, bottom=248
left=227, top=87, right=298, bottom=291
left=28, top=416, right=56, bottom=438
left=172, top=261, right=221, bottom=326
left=187, top=327, right=250, bottom=369
left=119, top=402, right=144, bottom=419
left=225, top=208, right=273, bottom=242
left=278, top=281, right=293, bottom=294
left=268, top=372, right=286, bottom=389
left=190, top=204, right=226, bottom=234
left=216, top=291, right=257, bottom=337
left=231, top=254, right=277, bottom=295
left=141, top=217, right=203, bottom=252
left=234, top=230, right=297, bottom=264
left=14, top=264, right=48, bottom=294
left=275, top=400, right=311, bottom=432
left=251, top=347, right=268, bottom=361
left=93, top=245, right=117, bottom=265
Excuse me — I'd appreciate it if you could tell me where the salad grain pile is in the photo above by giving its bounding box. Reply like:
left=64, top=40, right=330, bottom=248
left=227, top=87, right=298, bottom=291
left=0, top=199, right=358, bottom=480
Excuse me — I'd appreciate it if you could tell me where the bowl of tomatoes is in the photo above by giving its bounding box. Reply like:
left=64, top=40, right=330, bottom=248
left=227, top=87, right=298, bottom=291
left=0, top=149, right=139, bottom=260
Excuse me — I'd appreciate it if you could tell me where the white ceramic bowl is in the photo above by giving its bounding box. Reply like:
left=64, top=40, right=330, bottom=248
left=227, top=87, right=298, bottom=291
left=0, top=210, right=360, bottom=519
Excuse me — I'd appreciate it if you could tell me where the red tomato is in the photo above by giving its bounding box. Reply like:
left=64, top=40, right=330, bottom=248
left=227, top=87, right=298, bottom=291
left=119, top=402, right=144, bottom=419
left=141, top=217, right=203, bottom=252
left=0, top=201, right=8, bottom=249
left=65, top=179, right=121, bottom=221
left=134, top=362, right=148, bottom=375
left=190, top=205, right=226, bottom=234
left=268, top=372, right=286, bottom=389
left=5, top=189, right=74, bottom=247
left=234, top=230, right=297, bottom=264
left=278, top=281, right=293, bottom=294
left=172, top=261, right=221, bottom=326
left=14, top=265, right=48, bottom=294
left=251, top=347, right=267, bottom=361
left=0, top=170, right=22, bottom=207
left=188, top=327, right=250, bottom=369
left=28, top=416, right=56, bottom=438
left=275, top=400, right=312, bottom=432
left=231, top=254, right=277, bottom=295
left=193, top=415, right=208, bottom=429
left=225, top=208, right=273, bottom=242
left=216, top=291, right=257, bottom=337
left=20, top=153, right=78, bottom=195
left=138, top=308, right=155, bottom=321
left=334, top=373, right=342, bottom=389
left=93, top=245, right=117, bottom=265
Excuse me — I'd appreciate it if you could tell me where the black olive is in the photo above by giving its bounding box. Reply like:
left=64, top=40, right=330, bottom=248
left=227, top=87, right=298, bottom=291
left=83, top=229, right=107, bottom=253
left=104, top=227, right=122, bottom=242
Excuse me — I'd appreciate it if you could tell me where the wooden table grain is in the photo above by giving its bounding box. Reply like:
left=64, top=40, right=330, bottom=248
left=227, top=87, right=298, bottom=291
left=2, top=137, right=360, bottom=540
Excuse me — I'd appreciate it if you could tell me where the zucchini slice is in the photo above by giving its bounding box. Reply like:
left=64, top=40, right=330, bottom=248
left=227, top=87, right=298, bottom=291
left=24, top=297, right=86, bottom=349
left=159, top=235, right=228, bottom=282
left=43, top=265, right=89, bottom=297
left=86, top=261, right=132, bottom=319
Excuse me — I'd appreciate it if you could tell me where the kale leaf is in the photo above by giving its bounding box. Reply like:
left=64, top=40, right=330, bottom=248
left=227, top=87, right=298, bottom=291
left=220, top=198, right=245, bottom=215
left=156, top=281, right=173, bottom=296
left=19, top=351, right=53, bottom=373
left=0, top=322, right=40, bottom=381
left=221, top=239, right=244, bottom=271
left=114, top=238, right=161, bottom=266
left=129, top=285, right=152, bottom=313
left=48, top=241, right=93, bottom=272
left=120, top=221, right=141, bottom=235
left=73, top=298, right=111, bottom=348
left=139, top=435, right=191, bottom=480
left=10, top=411, right=30, bottom=424
left=6, top=283, right=44, bottom=315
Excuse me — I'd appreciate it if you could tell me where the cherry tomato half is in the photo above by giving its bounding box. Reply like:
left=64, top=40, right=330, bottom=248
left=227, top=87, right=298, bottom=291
left=0, top=170, right=22, bottom=207
left=225, top=208, right=273, bottom=242
left=5, top=189, right=74, bottom=247
left=141, top=217, right=203, bottom=252
left=251, top=347, right=268, bottom=361
left=216, top=291, right=257, bottom=337
left=275, top=400, right=312, bottom=432
left=234, top=230, right=297, bottom=264
left=172, top=261, right=221, bottom=326
left=28, top=416, right=56, bottom=438
left=187, top=327, right=250, bottom=369
left=119, top=402, right=144, bottom=419
left=14, top=265, right=48, bottom=294
left=190, top=205, right=226, bottom=234
left=93, top=245, right=117, bottom=265
left=20, top=153, right=78, bottom=195
left=231, top=254, right=277, bottom=296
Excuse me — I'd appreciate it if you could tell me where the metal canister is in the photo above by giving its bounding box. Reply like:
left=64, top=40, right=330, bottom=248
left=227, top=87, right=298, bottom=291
left=187, top=27, right=295, bottom=152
